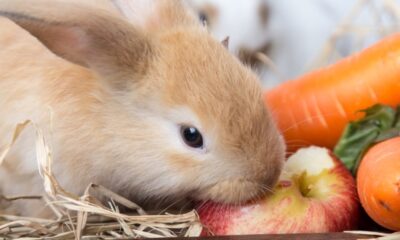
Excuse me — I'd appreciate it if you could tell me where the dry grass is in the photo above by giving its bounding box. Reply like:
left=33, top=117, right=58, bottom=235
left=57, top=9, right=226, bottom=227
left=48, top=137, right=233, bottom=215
left=257, top=0, right=400, bottom=86
left=0, top=121, right=202, bottom=239
left=308, top=0, right=400, bottom=71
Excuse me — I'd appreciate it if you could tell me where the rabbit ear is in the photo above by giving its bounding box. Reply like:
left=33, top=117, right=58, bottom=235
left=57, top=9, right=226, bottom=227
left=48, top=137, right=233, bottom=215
left=111, top=0, right=200, bottom=31
left=222, top=37, right=230, bottom=49
left=0, top=0, right=153, bottom=89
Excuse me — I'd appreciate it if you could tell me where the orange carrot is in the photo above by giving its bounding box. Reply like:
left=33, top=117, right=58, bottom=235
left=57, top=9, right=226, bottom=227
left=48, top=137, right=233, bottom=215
left=357, top=137, right=400, bottom=231
left=265, top=34, right=400, bottom=152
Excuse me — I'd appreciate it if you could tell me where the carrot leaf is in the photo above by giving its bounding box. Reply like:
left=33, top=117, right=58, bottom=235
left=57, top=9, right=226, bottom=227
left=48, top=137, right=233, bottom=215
left=333, top=104, right=400, bottom=175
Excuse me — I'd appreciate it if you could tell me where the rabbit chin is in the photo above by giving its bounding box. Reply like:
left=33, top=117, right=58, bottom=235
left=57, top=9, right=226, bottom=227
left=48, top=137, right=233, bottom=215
left=193, top=179, right=273, bottom=204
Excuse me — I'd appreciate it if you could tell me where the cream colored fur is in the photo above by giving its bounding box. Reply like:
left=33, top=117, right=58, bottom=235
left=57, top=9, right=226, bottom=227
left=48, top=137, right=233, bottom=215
left=0, top=0, right=285, bottom=217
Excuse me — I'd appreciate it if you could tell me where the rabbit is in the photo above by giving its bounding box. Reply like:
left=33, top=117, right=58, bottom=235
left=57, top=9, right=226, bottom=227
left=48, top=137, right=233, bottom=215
left=0, top=0, right=285, bottom=217
left=186, top=0, right=271, bottom=64
left=186, top=0, right=400, bottom=89
left=185, top=0, right=352, bottom=88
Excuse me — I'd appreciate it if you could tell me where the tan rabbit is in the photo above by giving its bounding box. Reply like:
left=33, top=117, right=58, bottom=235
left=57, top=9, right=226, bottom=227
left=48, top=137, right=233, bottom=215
left=0, top=0, right=285, bottom=217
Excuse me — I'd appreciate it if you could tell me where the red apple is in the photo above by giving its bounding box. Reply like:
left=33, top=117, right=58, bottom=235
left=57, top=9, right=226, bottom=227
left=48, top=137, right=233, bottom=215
left=197, top=147, right=359, bottom=235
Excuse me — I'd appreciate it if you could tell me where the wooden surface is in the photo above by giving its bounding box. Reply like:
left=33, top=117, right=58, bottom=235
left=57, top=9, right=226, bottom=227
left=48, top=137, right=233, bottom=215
left=148, top=233, right=375, bottom=240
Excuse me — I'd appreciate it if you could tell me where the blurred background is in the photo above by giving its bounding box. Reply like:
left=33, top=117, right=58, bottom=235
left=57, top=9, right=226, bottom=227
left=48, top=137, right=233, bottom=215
left=187, top=0, right=400, bottom=88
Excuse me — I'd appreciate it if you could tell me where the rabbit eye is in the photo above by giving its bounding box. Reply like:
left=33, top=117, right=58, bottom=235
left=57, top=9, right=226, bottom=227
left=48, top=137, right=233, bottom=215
left=180, top=126, right=204, bottom=149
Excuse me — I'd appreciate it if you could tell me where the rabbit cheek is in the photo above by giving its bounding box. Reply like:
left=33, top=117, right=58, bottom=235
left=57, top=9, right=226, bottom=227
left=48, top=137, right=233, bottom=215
left=167, top=153, right=199, bottom=172
left=196, top=179, right=264, bottom=204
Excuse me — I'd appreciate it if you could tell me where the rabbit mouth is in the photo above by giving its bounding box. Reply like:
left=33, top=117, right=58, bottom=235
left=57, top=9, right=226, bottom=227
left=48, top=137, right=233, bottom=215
left=193, top=179, right=274, bottom=204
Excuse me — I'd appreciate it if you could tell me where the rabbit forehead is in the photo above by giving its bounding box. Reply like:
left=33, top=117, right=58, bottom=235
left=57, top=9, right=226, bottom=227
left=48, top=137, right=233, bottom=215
left=158, top=29, right=263, bottom=104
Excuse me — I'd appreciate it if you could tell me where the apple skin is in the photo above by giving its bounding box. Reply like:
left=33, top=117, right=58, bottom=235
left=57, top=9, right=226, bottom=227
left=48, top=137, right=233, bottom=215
left=197, top=147, right=359, bottom=235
